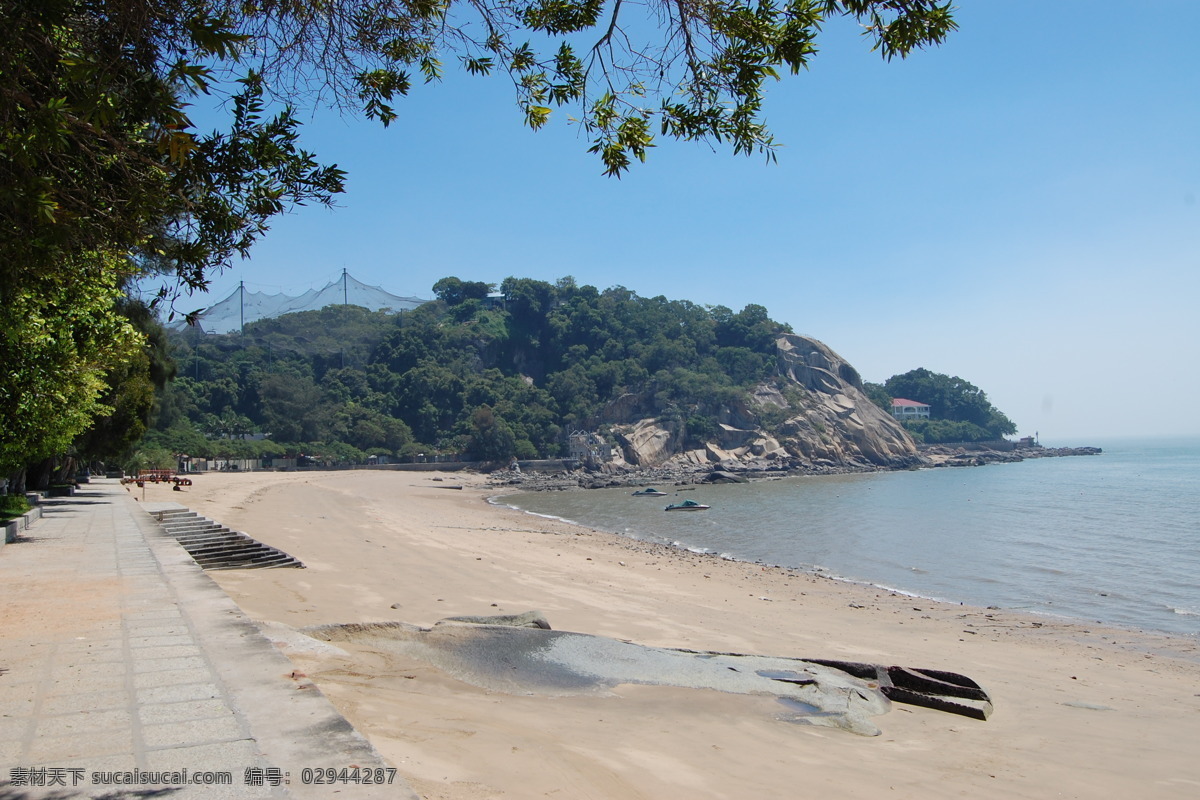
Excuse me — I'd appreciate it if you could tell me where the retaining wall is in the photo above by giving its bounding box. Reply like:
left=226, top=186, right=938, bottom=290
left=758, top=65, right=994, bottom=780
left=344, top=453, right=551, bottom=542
left=2, top=503, right=43, bottom=546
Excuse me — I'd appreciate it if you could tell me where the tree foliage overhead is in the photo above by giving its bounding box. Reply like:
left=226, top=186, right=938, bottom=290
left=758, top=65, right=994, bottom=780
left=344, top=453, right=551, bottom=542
left=2, top=0, right=956, bottom=477
left=2, top=0, right=959, bottom=302
left=231, top=0, right=956, bottom=176
left=1, top=0, right=348, bottom=298
left=2, top=0, right=343, bottom=478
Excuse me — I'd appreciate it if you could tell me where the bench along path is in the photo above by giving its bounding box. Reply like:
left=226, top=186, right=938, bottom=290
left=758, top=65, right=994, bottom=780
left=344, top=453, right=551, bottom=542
left=149, top=508, right=304, bottom=570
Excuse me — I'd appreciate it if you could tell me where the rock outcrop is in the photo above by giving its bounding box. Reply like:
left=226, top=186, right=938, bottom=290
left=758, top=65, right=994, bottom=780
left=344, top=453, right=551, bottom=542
left=610, top=418, right=680, bottom=467
left=771, top=334, right=918, bottom=467
left=608, top=334, right=919, bottom=472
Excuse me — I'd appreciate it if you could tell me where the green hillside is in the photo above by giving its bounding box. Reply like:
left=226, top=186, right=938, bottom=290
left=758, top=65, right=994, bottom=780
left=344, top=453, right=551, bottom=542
left=140, top=277, right=792, bottom=467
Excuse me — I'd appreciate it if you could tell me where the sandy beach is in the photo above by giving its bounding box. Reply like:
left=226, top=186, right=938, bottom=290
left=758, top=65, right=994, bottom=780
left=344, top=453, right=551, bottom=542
left=135, top=469, right=1200, bottom=799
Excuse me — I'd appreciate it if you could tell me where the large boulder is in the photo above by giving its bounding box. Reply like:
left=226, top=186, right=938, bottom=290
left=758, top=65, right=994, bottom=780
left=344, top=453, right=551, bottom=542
left=606, top=334, right=918, bottom=472
left=611, top=418, right=679, bottom=467
left=770, top=334, right=917, bottom=466
left=716, top=423, right=756, bottom=450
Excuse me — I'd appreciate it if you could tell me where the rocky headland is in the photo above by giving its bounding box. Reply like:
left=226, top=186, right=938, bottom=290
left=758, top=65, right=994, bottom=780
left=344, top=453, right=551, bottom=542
left=920, top=444, right=1102, bottom=468
left=490, top=333, right=1100, bottom=492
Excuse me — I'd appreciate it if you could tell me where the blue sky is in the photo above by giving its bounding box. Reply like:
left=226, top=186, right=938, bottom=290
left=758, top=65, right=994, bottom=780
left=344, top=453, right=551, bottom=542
left=181, top=1, right=1200, bottom=442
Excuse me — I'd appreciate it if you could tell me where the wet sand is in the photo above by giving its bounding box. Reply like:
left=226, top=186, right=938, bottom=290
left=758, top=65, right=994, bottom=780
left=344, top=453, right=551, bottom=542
left=137, top=470, right=1200, bottom=799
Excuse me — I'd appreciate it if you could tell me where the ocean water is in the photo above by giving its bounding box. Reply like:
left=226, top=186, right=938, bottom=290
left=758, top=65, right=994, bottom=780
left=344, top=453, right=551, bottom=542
left=497, top=437, right=1200, bottom=637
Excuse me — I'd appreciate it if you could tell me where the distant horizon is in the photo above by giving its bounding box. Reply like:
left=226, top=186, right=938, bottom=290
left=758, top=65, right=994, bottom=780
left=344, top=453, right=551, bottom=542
left=1037, top=433, right=1200, bottom=449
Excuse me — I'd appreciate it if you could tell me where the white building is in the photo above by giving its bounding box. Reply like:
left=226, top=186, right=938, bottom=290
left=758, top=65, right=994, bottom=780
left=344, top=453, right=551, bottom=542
left=890, top=398, right=931, bottom=421
left=567, top=431, right=614, bottom=464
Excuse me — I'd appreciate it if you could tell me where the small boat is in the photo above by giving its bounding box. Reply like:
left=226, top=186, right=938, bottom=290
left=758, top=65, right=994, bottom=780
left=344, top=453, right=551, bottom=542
left=664, top=499, right=710, bottom=511
left=631, top=487, right=668, bottom=497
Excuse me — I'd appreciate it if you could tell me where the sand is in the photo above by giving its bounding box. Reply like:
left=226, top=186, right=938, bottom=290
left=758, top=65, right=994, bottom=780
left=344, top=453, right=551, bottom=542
left=136, top=470, right=1200, bottom=799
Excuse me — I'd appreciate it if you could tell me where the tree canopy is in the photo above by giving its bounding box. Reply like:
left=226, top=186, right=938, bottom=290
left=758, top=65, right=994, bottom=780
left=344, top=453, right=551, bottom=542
left=2, top=0, right=343, bottom=479
left=874, top=368, right=1017, bottom=443
left=4, top=0, right=959, bottom=296
left=202, top=0, right=956, bottom=177
left=0, top=252, right=142, bottom=474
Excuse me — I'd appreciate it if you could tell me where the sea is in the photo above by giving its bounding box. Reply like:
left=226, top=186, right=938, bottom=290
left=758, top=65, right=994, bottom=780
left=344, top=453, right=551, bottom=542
left=496, top=437, right=1200, bottom=638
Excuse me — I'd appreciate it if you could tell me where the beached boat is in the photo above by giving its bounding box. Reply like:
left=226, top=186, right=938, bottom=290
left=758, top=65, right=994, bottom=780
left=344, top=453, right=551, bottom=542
left=631, top=487, right=668, bottom=497
left=664, top=499, right=710, bottom=511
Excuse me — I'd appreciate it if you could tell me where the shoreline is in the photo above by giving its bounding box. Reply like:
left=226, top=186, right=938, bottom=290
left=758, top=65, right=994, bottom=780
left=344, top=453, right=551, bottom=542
left=486, top=444, right=1104, bottom=493
left=135, top=470, right=1200, bottom=799
left=490, top=459, right=1200, bottom=646
left=487, top=488, right=1198, bottom=662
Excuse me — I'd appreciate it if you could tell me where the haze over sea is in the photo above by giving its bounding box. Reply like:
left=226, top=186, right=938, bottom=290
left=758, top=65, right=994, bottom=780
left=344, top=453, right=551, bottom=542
left=499, top=437, right=1200, bottom=638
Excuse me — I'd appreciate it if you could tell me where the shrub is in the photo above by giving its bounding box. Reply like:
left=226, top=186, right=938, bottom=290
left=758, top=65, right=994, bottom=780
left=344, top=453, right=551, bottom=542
left=1, top=495, right=31, bottom=521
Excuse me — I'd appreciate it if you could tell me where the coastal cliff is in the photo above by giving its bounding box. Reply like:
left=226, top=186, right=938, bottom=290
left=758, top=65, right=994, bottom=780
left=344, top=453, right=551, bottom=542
left=604, top=334, right=920, bottom=475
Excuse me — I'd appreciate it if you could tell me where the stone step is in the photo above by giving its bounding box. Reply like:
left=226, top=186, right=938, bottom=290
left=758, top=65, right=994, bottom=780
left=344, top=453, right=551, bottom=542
left=166, top=527, right=231, bottom=539
left=168, top=526, right=234, bottom=538
left=160, top=515, right=217, bottom=526
left=206, top=556, right=303, bottom=570
left=156, top=510, right=200, bottom=521
left=172, top=532, right=242, bottom=546
left=161, top=517, right=218, bottom=527
left=199, top=550, right=302, bottom=566
left=162, top=523, right=225, bottom=534
left=146, top=507, right=304, bottom=571
left=187, top=542, right=279, bottom=558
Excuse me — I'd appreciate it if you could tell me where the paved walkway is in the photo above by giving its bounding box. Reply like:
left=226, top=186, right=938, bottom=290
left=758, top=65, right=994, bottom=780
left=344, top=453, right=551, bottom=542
left=0, top=480, right=415, bottom=799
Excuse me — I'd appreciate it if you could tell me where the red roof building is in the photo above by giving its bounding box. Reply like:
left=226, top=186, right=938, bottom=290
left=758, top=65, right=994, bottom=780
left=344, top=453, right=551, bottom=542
left=890, top=398, right=931, bottom=421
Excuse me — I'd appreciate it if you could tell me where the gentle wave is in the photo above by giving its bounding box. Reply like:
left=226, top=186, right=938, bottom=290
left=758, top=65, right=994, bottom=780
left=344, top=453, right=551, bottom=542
left=487, top=497, right=584, bottom=529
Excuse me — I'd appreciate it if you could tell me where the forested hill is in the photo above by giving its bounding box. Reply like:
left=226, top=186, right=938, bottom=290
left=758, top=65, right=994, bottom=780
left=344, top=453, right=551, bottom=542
left=142, top=276, right=1012, bottom=470
left=147, top=277, right=802, bottom=464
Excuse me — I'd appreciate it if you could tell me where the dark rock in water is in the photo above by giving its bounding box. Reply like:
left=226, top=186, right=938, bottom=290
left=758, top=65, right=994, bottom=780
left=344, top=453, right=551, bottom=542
left=704, top=471, right=747, bottom=484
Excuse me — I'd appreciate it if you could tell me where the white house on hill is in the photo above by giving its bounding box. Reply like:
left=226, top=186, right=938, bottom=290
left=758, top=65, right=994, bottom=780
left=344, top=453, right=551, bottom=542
left=891, top=398, right=931, bottom=421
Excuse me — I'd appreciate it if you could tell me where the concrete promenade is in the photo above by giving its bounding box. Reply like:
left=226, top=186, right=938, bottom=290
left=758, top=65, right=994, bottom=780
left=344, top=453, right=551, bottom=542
left=0, top=480, right=416, bottom=799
